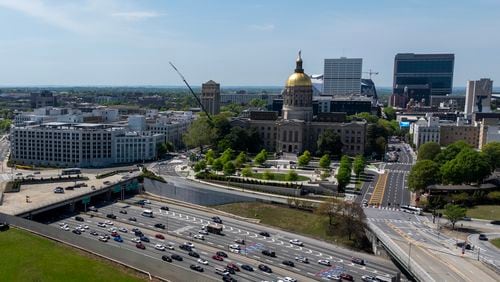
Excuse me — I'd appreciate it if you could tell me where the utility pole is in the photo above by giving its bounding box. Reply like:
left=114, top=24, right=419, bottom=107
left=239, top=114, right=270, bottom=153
left=408, top=242, right=412, bottom=272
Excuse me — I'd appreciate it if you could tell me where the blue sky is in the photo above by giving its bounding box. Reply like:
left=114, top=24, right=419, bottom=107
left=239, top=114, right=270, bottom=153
left=0, top=0, right=499, bottom=87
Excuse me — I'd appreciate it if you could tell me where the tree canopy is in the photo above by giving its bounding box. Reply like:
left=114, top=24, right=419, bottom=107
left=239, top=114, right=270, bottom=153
left=353, top=155, right=366, bottom=177
left=319, top=154, right=331, bottom=169
left=254, top=149, right=268, bottom=165
left=285, top=170, right=299, bottom=182
left=297, top=150, right=312, bottom=166
left=417, top=142, right=441, bottom=161
left=481, top=142, right=500, bottom=170
left=217, top=126, right=262, bottom=153
left=383, top=107, right=396, bottom=121
left=183, top=116, right=216, bottom=152
left=441, top=148, right=491, bottom=184
left=435, top=140, right=471, bottom=165
left=443, top=204, right=466, bottom=230
left=316, top=129, right=343, bottom=157
left=223, top=161, right=236, bottom=175
left=408, top=160, right=441, bottom=192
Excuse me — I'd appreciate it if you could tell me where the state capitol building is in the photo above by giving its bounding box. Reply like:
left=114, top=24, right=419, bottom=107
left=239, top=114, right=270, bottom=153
left=233, top=52, right=367, bottom=155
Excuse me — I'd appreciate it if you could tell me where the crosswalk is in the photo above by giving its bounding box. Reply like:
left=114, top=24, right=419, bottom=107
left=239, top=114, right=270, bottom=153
left=366, top=217, right=431, bottom=225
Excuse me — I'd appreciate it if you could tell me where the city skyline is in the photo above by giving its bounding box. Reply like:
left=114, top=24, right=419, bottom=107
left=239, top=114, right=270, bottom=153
left=0, top=0, right=499, bottom=87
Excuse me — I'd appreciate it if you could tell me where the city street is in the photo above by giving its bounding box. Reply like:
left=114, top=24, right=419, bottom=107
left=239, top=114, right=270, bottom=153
left=381, top=142, right=413, bottom=208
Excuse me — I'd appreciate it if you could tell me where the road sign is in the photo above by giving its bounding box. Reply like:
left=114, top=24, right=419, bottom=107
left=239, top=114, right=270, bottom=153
left=113, top=185, right=121, bottom=193
left=82, top=196, right=90, bottom=204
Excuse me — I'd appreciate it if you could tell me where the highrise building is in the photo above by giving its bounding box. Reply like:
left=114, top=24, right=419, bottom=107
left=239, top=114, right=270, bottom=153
left=201, top=80, right=220, bottom=115
left=393, top=53, right=454, bottom=105
left=465, top=78, right=493, bottom=115
left=323, top=57, right=362, bottom=96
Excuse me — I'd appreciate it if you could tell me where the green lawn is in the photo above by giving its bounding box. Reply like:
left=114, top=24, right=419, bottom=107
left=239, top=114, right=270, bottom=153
left=0, top=228, right=143, bottom=282
left=215, top=202, right=357, bottom=248
left=466, top=205, right=500, bottom=220
left=251, top=172, right=309, bottom=182
left=491, top=238, right=500, bottom=249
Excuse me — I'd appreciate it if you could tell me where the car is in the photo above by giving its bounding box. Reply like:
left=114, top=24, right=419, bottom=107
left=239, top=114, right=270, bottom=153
left=104, top=220, right=113, bottom=225
left=226, top=263, right=239, bottom=272
left=154, top=223, right=165, bottom=229
left=282, top=260, right=295, bottom=267
left=16, top=172, right=22, bottom=176
left=59, top=222, right=68, bottom=226
left=479, top=234, right=488, bottom=241
left=61, top=225, right=70, bottom=231
left=97, top=222, right=106, bottom=228
left=282, top=277, right=297, bottom=282
left=340, top=273, right=354, bottom=281
left=161, top=255, right=172, bottom=262
left=259, top=231, right=270, bottom=237
left=180, top=244, right=192, bottom=251
left=154, top=244, right=166, bottom=251
left=212, top=216, right=223, bottom=224
left=327, top=274, right=342, bottom=281
left=456, top=242, right=472, bottom=250
left=136, top=242, right=146, bottom=250
left=462, top=216, right=472, bottom=221
left=166, top=244, right=174, bottom=250
left=140, top=236, right=150, bottom=243
left=118, top=227, right=128, bottom=233
left=88, top=206, right=98, bottom=212
left=119, top=210, right=127, bottom=214
left=90, top=230, right=99, bottom=236
left=134, top=231, right=144, bottom=237
left=132, top=228, right=141, bottom=233
left=131, top=237, right=141, bottom=243
left=160, top=206, right=169, bottom=211
left=128, top=217, right=137, bottom=222
left=215, top=267, right=230, bottom=276
left=81, top=225, right=89, bottom=229
left=352, top=257, right=365, bottom=265
left=155, top=234, right=165, bottom=239
left=108, top=227, right=117, bottom=232
left=198, top=258, right=209, bottom=265
left=295, top=256, right=309, bottom=263
left=98, top=236, right=108, bottom=242
left=222, top=275, right=237, bottom=282
left=212, top=255, right=224, bottom=261
left=241, top=264, right=253, bottom=271
left=184, top=242, right=194, bottom=248
left=234, top=238, right=245, bottom=244
left=225, top=267, right=235, bottom=275
left=171, top=254, right=183, bottom=261
left=106, top=214, right=116, bottom=219
left=102, top=234, right=110, bottom=240
left=75, top=216, right=84, bottom=222
left=190, top=264, right=204, bottom=272
left=54, top=188, right=64, bottom=194
left=110, top=231, right=119, bottom=237
left=229, top=244, right=240, bottom=250
left=194, top=234, right=204, bottom=240
left=229, top=248, right=240, bottom=254
left=318, top=259, right=331, bottom=266
left=189, top=251, right=200, bottom=258
left=216, top=251, right=227, bottom=258
left=65, top=186, right=74, bottom=190
left=262, top=250, right=276, bottom=257
left=289, top=239, right=303, bottom=246
left=361, top=275, right=378, bottom=282
left=258, top=264, right=272, bottom=273
left=198, top=229, right=208, bottom=235
left=491, top=220, right=500, bottom=225
left=113, top=236, right=123, bottom=243
left=72, top=229, right=81, bottom=235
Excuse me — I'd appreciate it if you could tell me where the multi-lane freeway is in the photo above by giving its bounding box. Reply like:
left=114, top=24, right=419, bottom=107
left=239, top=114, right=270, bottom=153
left=46, top=196, right=402, bottom=281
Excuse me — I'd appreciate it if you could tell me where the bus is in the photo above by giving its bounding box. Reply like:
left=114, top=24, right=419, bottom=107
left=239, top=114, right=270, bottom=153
left=205, top=223, right=223, bottom=235
left=62, top=168, right=81, bottom=176
left=141, top=209, right=154, bottom=218
left=401, top=205, right=422, bottom=215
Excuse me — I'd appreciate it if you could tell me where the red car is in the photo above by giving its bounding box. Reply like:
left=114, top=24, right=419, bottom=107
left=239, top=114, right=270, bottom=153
left=155, top=234, right=165, bottom=239
left=136, top=242, right=146, bottom=250
left=226, top=263, right=239, bottom=272
left=340, top=273, right=354, bottom=281
left=212, top=255, right=224, bottom=261
left=110, top=231, right=119, bottom=237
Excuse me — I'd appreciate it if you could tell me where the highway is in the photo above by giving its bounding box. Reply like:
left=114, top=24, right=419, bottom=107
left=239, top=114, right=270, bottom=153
left=46, top=196, right=402, bottom=281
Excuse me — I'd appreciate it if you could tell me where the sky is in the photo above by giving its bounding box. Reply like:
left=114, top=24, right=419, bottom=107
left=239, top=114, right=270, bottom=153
left=0, top=0, right=499, bottom=87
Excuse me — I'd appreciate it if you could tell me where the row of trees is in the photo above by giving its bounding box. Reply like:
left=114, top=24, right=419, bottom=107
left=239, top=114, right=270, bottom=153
left=409, top=141, right=500, bottom=192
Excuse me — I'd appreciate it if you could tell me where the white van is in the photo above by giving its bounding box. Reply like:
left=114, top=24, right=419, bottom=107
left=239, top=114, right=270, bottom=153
left=141, top=209, right=154, bottom=218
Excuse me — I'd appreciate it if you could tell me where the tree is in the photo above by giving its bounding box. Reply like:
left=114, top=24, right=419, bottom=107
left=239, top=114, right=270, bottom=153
left=349, top=112, right=379, bottom=123
left=285, top=170, right=299, bottom=182
left=297, top=150, right=311, bottom=166
left=262, top=170, right=274, bottom=180
left=336, top=201, right=367, bottom=240
left=249, top=98, right=267, bottom=108
left=220, top=148, right=234, bottom=165
left=319, top=154, right=331, bottom=169
left=417, top=142, right=441, bottom=161
left=435, top=140, right=471, bottom=165
left=353, top=155, right=365, bottom=177
left=336, top=166, right=351, bottom=191
left=254, top=149, right=268, bottom=166
left=443, top=204, right=466, bottom=230
left=205, top=149, right=216, bottom=165
left=212, top=158, right=223, bottom=172
left=383, top=107, right=396, bottom=121
left=234, top=152, right=248, bottom=168
left=316, top=199, right=338, bottom=225
left=481, top=142, right=500, bottom=170
left=193, top=160, right=207, bottom=172
left=217, top=126, right=262, bottom=153
left=316, top=129, right=343, bottom=157
left=183, top=116, right=215, bottom=152
left=241, top=166, right=253, bottom=177
left=408, top=160, right=441, bottom=192
left=223, top=161, right=236, bottom=176
left=221, top=103, right=243, bottom=116
left=441, top=148, right=491, bottom=184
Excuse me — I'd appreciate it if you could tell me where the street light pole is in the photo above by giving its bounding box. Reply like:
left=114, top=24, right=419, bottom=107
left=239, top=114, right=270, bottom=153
left=408, top=242, right=412, bottom=272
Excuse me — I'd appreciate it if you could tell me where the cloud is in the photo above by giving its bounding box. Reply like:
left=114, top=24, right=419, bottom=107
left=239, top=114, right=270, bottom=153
left=248, top=24, right=275, bottom=31
left=0, top=0, right=88, bottom=33
left=111, top=11, right=163, bottom=21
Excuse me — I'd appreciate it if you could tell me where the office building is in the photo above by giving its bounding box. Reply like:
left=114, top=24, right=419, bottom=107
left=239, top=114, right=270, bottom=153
left=30, top=90, right=57, bottom=108
left=430, top=95, right=466, bottom=111
left=323, top=57, right=362, bottom=96
left=201, top=80, right=221, bottom=115
left=465, top=78, right=493, bottom=115
left=411, top=114, right=440, bottom=148
left=440, top=118, right=479, bottom=148
left=393, top=53, right=454, bottom=105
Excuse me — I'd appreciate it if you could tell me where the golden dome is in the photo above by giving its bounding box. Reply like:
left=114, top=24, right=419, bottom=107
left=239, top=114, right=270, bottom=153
left=286, top=72, right=312, bottom=87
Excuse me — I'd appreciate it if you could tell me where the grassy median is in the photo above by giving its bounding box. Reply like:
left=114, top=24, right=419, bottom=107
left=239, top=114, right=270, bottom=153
left=251, top=172, right=309, bottom=182
left=466, top=205, right=500, bottom=220
left=0, top=228, right=144, bottom=282
left=491, top=238, right=500, bottom=249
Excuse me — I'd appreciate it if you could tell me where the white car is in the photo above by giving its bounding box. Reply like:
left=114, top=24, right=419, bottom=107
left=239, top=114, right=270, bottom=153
left=197, top=258, right=208, bottom=265
left=193, top=234, right=204, bottom=240
left=105, top=220, right=113, bottom=225
left=82, top=225, right=89, bottom=229
left=289, top=239, right=303, bottom=246
left=198, top=230, right=208, bottom=235
left=184, top=242, right=194, bottom=248
left=327, top=274, right=341, bottom=281
left=97, top=222, right=106, bottom=228
left=154, top=244, right=166, bottom=251
left=107, top=227, right=117, bottom=232
left=229, top=248, right=240, bottom=254
left=318, top=259, right=331, bottom=266
left=59, top=222, right=68, bottom=226
left=61, top=226, right=70, bottom=231
left=295, top=256, right=309, bottom=263
left=98, top=236, right=108, bottom=242
left=167, top=244, right=175, bottom=250
left=283, top=277, right=297, bottom=282
left=118, top=227, right=128, bottom=233
left=229, top=244, right=240, bottom=250
left=131, top=238, right=141, bottom=243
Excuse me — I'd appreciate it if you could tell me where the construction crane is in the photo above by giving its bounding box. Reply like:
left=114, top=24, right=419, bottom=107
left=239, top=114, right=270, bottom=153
left=169, top=62, right=213, bottom=122
left=362, top=69, right=379, bottom=80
